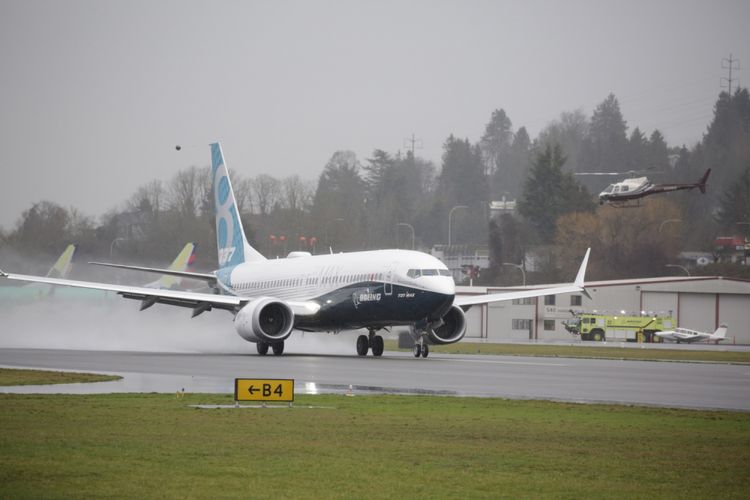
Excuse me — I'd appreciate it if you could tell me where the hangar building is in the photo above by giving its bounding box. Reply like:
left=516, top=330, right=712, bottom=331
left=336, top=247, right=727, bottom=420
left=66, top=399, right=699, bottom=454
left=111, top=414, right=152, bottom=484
left=457, top=276, right=750, bottom=344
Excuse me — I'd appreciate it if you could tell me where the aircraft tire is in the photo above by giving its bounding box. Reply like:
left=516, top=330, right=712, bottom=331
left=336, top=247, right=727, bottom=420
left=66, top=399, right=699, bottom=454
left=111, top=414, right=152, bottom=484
left=421, top=344, right=429, bottom=358
left=272, top=342, right=285, bottom=356
left=413, top=344, right=422, bottom=358
left=371, top=335, right=384, bottom=357
left=356, top=335, right=369, bottom=356
left=257, top=342, right=269, bottom=356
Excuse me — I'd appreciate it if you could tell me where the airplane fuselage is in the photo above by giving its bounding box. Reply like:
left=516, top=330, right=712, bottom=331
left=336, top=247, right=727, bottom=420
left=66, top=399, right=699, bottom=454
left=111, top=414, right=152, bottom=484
left=218, top=249, right=455, bottom=331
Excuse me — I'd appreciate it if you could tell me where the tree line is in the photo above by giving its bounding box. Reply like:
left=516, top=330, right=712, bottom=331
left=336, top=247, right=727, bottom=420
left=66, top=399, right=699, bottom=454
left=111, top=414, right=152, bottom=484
left=2, top=89, right=749, bottom=282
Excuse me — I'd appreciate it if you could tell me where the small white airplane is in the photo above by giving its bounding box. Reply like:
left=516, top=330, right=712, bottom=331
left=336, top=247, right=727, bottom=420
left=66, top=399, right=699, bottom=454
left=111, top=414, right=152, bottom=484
left=1, top=143, right=590, bottom=358
left=655, top=325, right=728, bottom=344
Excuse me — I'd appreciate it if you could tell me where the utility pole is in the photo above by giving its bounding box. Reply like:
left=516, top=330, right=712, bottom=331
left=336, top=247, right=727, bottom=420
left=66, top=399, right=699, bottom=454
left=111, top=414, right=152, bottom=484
left=721, top=54, right=740, bottom=95
left=403, top=133, right=422, bottom=160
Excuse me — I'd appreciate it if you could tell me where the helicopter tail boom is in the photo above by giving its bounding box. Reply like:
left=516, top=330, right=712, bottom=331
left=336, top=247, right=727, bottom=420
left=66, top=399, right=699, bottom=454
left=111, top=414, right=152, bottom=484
left=697, top=168, right=711, bottom=194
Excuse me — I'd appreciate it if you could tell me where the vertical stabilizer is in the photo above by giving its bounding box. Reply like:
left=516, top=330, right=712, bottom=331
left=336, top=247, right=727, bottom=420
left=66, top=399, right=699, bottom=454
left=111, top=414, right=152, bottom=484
left=154, top=242, right=197, bottom=289
left=710, top=325, right=728, bottom=341
left=210, top=142, right=266, bottom=268
left=46, top=244, right=77, bottom=278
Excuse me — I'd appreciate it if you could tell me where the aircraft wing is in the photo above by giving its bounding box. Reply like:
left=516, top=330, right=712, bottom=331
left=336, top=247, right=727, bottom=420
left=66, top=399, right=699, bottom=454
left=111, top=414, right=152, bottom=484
left=454, top=248, right=590, bottom=308
left=0, top=271, right=320, bottom=317
left=88, top=261, right=218, bottom=285
left=654, top=331, right=679, bottom=342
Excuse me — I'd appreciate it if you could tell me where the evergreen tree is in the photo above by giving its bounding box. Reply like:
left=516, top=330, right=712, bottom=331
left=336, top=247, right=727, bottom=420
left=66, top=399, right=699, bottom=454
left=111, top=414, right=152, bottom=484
left=580, top=93, right=629, bottom=192
left=647, top=129, right=670, bottom=171
left=518, top=143, right=594, bottom=243
left=437, top=136, right=488, bottom=245
left=311, top=151, right=366, bottom=251
left=501, top=126, right=531, bottom=199
left=536, top=109, right=589, bottom=172
left=627, top=127, right=648, bottom=171
left=715, top=165, right=750, bottom=229
left=479, top=109, right=514, bottom=177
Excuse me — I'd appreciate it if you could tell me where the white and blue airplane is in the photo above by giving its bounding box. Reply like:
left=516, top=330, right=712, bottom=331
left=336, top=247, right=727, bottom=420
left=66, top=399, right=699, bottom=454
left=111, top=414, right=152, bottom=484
left=1, top=143, right=590, bottom=358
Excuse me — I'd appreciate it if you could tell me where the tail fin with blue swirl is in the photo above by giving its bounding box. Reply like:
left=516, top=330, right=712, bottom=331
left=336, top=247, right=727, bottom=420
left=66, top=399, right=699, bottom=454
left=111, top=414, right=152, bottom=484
left=210, top=142, right=266, bottom=268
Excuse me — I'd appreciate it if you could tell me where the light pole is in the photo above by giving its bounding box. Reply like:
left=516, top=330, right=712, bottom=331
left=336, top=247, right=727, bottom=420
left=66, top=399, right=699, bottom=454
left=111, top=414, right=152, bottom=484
left=665, top=264, right=690, bottom=276
left=396, top=222, right=415, bottom=250
left=110, top=237, right=126, bottom=258
left=738, top=222, right=750, bottom=265
left=659, top=219, right=682, bottom=233
left=448, top=205, right=468, bottom=246
left=502, top=262, right=526, bottom=286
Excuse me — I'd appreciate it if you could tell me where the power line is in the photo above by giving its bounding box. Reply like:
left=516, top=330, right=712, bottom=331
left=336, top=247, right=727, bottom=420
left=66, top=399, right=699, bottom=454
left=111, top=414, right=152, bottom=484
left=721, top=54, right=740, bottom=94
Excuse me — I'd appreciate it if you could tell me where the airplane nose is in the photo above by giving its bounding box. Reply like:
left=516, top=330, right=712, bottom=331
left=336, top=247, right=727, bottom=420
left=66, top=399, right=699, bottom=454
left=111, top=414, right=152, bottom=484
left=426, top=277, right=455, bottom=296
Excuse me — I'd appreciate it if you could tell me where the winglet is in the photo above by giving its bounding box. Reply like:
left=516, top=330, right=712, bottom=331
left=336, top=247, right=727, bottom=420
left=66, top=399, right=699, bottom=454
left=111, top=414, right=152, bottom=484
left=0, top=269, right=7, bottom=278
left=574, top=248, right=591, bottom=300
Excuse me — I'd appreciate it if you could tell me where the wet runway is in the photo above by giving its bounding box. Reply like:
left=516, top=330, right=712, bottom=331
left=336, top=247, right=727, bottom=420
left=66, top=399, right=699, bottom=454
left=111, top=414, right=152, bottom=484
left=1, top=348, right=749, bottom=411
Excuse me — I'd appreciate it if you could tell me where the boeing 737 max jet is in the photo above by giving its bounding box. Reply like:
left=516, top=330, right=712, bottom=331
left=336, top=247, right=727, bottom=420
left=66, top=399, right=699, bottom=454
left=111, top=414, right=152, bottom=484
left=1, top=143, right=590, bottom=358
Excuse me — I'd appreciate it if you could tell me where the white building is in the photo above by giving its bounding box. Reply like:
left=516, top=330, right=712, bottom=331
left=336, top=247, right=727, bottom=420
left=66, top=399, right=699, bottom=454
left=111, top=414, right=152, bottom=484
left=457, top=276, right=750, bottom=344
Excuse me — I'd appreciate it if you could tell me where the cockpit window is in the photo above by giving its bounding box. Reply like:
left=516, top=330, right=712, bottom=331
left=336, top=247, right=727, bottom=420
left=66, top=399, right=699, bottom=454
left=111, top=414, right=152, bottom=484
left=408, top=268, right=451, bottom=278
left=603, top=184, right=614, bottom=193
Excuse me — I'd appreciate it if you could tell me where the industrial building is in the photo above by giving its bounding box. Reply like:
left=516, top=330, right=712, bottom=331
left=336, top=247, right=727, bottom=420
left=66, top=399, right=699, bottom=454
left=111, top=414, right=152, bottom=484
left=457, top=276, right=750, bottom=344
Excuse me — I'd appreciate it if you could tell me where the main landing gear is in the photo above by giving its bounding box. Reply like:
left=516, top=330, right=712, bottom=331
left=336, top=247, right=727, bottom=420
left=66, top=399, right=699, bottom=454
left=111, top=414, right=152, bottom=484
left=256, top=341, right=284, bottom=356
left=356, top=329, right=384, bottom=357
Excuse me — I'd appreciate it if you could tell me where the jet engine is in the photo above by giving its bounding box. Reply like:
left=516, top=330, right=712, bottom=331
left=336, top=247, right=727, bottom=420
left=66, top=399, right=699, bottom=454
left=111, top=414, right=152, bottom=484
left=234, top=297, right=294, bottom=343
left=426, top=304, right=466, bottom=345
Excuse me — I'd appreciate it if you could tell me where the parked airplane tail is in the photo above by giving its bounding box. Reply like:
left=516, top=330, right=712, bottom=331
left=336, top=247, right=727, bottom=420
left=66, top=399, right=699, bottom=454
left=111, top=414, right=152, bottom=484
left=153, top=242, right=197, bottom=289
left=210, top=142, right=266, bottom=268
left=46, top=244, right=77, bottom=279
left=710, top=324, right=728, bottom=341
left=697, top=168, right=711, bottom=194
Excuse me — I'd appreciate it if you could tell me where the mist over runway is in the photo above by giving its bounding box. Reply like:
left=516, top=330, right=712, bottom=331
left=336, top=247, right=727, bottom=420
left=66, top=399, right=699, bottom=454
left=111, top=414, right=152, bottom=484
left=1, top=347, right=748, bottom=412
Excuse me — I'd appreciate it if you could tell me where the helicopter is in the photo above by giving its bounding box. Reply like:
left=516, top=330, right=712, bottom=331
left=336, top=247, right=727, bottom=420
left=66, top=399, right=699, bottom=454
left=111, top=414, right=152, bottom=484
left=575, top=168, right=711, bottom=207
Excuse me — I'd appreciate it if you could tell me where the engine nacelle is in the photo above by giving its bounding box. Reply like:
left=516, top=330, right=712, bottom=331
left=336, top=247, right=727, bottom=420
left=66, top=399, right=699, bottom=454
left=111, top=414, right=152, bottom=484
left=234, top=297, right=295, bottom=343
left=426, top=304, right=466, bottom=345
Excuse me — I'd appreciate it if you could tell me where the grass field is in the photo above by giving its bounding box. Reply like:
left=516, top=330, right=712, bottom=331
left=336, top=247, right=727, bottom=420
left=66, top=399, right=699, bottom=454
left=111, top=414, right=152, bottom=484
left=0, top=368, right=121, bottom=386
left=386, top=340, right=750, bottom=364
left=1, top=391, right=749, bottom=499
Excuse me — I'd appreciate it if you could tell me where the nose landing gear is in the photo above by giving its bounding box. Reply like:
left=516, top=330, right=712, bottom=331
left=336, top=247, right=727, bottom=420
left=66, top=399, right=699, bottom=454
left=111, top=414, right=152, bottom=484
left=409, top=326, right=430, bottom=358
left=412, top=341, right=429, bottom=358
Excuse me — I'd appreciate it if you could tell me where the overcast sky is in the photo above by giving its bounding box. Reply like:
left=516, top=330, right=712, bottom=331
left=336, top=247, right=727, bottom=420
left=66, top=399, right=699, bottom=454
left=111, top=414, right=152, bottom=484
left=1, top=0, right=748, bottom=229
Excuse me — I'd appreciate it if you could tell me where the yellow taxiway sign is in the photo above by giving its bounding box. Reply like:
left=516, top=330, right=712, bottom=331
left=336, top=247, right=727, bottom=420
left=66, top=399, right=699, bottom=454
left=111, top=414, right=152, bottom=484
left=234, top=379, right=294, bottom=402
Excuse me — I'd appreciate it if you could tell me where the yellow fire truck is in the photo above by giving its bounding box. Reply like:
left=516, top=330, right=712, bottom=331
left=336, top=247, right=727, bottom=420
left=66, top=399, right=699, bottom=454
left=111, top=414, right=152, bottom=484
left=563, top=312, right=675, bottom=342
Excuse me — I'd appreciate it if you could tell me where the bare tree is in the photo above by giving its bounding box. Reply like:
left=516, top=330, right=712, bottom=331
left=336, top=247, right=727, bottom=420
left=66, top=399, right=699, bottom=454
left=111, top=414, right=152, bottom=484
left=232, top=175, right=254, bottom=215
left=252, top=174, right=281, bottom=216
left=281, top=175, right=313, bottom=212
left=168, top=167, right=202, bottom=218
left=127, top=180, right=164, bottom=214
